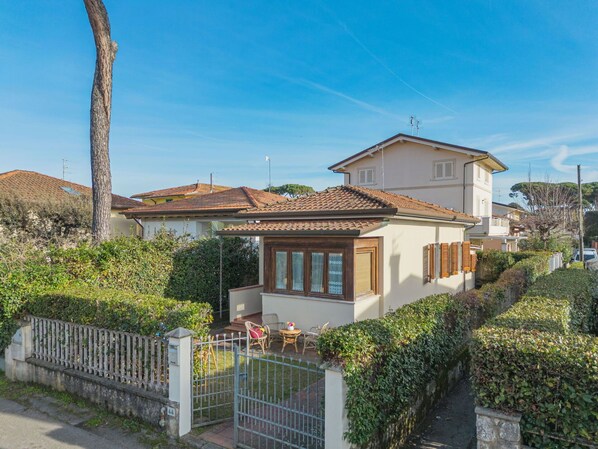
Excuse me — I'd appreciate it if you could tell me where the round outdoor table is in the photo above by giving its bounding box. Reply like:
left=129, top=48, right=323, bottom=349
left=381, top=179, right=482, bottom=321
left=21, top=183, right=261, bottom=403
left=279, top=329, right=302, bottom=353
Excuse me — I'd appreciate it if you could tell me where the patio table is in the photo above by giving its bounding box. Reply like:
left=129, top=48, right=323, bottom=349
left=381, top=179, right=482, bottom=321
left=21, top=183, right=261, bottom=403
left=279, top=329, right=302, bottom=353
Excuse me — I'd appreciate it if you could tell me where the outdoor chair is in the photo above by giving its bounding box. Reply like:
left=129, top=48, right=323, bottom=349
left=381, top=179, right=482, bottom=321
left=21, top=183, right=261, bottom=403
left=245, top=320, right=268, bottom=354
left=261, top=313, right=286, bottom=348
left=302, top=322, right=329, bottom=354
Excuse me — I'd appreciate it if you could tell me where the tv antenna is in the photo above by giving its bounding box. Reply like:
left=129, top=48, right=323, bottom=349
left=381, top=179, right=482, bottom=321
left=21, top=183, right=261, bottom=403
left=62, top=159, right=70, bottom=180
left=409, top=115, right=421, bottom=136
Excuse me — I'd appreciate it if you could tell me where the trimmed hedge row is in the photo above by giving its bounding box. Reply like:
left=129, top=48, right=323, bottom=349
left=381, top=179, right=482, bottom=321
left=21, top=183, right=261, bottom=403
left=471, top=268, right=598, bottom=448
left=27, top=287, right=212, bottom=339
left=472, top=328, right=598, bottom=447
left=316, top=253, right=551, bottom=447
left=491, top=296, right=571, bottom=333
left=477, top=249, right=552, bottom=283
left=526, top=268, right=597, bottom=333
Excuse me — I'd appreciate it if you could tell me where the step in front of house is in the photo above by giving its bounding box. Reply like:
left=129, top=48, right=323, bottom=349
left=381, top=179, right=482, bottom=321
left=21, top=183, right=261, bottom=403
left=222, top=313, right=263, bottom=335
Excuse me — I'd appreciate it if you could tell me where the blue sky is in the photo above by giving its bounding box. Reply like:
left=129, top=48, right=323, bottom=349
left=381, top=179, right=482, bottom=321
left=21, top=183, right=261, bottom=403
left=1, top=1, right=597, bottom=201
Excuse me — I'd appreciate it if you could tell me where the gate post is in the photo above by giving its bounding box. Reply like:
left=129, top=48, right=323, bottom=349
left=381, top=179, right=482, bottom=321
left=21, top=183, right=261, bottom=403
left=166, top=328, right=194, bottom=437
left=233, top=344, right=240, bottom=447
left=325, top=365, right=353, bottom=449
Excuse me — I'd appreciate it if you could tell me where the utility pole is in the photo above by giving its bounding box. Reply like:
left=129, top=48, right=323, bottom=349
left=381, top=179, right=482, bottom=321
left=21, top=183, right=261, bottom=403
left=578, top=164, right=584, bottom=266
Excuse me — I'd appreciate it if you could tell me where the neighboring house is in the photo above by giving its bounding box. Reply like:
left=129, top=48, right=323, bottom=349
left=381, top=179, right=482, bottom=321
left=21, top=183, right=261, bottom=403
left=485, top=202, right=526, bottom=251
left=0, top=170, right=142, bottom=237
left=123, top=186, right=285, bottom=239
left=131, top=181, right=231, bottom=205
left=327, top=133, right=516, bottom=250
left=220, top=185, right=478, bottom=331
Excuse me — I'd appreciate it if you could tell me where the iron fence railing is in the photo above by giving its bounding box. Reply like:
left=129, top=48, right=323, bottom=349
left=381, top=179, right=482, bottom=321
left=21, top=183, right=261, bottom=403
left=30, top=316, right=169, bottom=395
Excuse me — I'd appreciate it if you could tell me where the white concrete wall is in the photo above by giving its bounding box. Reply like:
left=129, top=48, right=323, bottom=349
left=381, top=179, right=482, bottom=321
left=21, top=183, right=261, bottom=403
left=365, top=219, right=475, bottom=313
left=229, top=285, right=263, bottom=321
left=141, top=218, right=242, bottom=240
left=342, top=141, right=496, bottom=216
left=110, top=211, right=141, bottom=237
left=261, top=293, right=380, bottom=331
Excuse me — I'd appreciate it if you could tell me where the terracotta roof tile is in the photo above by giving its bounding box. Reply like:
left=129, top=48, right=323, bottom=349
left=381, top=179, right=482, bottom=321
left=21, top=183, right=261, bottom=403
left=219, top=219, right=385, bottom=236
left=131, top=182, right=231, bottom=199
left=0, top=170, right=142, bottom=210
left=123, top=187, right=286, bottom=217
left=239, top=185, right=477, bottom=223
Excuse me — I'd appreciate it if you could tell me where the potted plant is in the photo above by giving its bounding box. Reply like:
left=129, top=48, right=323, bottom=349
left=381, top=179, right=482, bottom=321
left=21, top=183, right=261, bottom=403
left=286, top=321, right=295, bottom=331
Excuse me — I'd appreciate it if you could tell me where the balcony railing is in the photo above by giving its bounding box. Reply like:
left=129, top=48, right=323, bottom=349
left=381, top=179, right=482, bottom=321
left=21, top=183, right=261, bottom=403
left=469, top=216, right=510, bottom=236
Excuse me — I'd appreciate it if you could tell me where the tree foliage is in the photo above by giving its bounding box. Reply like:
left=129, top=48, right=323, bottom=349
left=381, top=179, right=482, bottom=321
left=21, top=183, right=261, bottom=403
left=0, top=193, right=92, bottom=243
left=267, top=184, right=315, bottom=198
left=510, top=181, right=579, bottom=245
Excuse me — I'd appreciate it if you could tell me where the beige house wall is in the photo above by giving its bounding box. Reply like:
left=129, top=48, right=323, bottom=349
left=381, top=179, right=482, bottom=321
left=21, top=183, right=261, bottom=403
left=364, top=219, right=475, bottom=314
left=340, top=140, right=494, bottom=217
left=261, top=292, right=380, bottom=331
left=257, top=218, right=474, bottom=330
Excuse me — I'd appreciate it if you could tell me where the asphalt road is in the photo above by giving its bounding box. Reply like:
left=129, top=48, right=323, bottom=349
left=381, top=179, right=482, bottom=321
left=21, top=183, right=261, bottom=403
left=0, top=397, right=131, bottom=449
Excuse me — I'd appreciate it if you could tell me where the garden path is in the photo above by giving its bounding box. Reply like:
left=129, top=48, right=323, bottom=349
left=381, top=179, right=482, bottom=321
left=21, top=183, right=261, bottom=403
left=404, top=378, right=476, bottom=449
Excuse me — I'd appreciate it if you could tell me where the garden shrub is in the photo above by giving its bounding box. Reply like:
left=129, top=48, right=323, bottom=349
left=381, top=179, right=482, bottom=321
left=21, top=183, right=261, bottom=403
left=471, top=327, right=598, bottom=447
left=476, top=250, right=515, bottom=282
left=27, top=286, right=212, bottom=339
left=569, top=261, right=585, bottom=269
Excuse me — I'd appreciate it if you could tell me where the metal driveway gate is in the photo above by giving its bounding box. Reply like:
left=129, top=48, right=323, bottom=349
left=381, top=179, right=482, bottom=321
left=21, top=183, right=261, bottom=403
left=192, top=332, right=247, bottom=427
left=233, top=346, right=325, bottom=449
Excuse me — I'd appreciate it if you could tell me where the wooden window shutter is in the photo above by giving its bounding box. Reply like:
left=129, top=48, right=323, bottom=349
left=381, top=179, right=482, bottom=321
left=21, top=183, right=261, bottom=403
left=450, top=242, right=459, bottom=275
left=440, top=243, right=449, bottom=278
left=462, top=242, right=471, bottom=272
left=471, top=252, right=478, bottom=272
left=427, top=244, right=436, bottom=281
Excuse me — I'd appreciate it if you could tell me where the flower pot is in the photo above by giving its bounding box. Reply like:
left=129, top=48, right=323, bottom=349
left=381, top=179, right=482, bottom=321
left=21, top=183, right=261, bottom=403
left=287, top=326, right=295, bottom=331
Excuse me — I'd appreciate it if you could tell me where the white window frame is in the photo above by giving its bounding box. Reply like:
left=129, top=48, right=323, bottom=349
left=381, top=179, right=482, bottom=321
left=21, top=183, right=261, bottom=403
left=433, top=159, right=456, bottom=180
left=358, top=167, right=376, bottom=185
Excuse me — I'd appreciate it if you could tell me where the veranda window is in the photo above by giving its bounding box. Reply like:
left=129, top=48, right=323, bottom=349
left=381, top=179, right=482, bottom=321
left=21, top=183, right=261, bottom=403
left=266, top=237, right=379, bottom=301
left=271, top=248, right=346, bottom=299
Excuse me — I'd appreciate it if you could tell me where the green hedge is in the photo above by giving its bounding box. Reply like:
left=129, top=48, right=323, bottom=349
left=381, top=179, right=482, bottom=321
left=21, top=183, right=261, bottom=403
left=526, top=268, right=597, bottom=333
left=318, top=294, right=470, bottom=446
left=471, top=269, right=598, bottom=447
left=477, top=250, right=551, bottom=284
left=510, top=254, right=551, bottom=286
left=27, top=287, right=212, bottom=339
left=490, top=296, right=571, bottom=333
left=1, top=235, right=257, bottom=349
left=316, top=260, right=536, bottom=447
left=472, top=328, right=598, bottom=447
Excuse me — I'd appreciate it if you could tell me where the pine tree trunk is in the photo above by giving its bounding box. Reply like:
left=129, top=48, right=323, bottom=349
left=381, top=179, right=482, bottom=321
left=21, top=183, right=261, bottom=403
left=84, top=0, right=117, bottom=244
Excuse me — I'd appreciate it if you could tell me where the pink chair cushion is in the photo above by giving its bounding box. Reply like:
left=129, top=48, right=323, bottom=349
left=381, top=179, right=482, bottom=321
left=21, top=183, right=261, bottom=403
left=249, top=327, right=263, bottom=339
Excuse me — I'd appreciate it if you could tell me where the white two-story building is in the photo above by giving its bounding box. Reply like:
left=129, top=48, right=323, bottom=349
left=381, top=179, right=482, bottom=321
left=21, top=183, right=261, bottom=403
left=328, top=133, right=519, bottom=250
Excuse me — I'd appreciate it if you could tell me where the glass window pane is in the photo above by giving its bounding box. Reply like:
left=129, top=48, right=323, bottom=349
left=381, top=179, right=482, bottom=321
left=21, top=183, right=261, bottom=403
left=275, top=251, right=287, bottom=289
left=435, top=163, right=443, bottom=179
left=328, top=253, right=343, bottom=295
left=311, top=252, right=324, bottom=293
left=355, top=252, right=372, bottom=296
left=291, top=252, right=304, bottom=291
left=445, top=162, right=453, bottom=178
